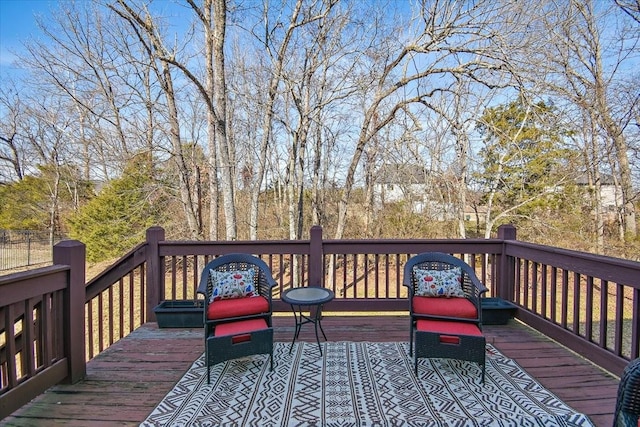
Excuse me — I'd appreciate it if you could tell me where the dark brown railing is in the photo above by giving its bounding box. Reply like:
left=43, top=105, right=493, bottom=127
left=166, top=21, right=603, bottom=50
left=502, top=240, right=640, bottom=374
left=155, top=226, right=504, bottom=314
left=1, top=224, right=639, bottom=419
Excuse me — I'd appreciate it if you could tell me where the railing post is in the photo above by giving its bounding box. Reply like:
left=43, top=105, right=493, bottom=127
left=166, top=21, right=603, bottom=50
left=145, top=226, right=165, bottom=322
left=497, top=224, right=517, bottom=302
left=53, top=240, right=86, bottom=384
left=309, top=225, right=323, bottom=287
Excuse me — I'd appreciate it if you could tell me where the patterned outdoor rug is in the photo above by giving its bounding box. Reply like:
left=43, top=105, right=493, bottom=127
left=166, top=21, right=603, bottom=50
left=141, top=342, right=595, bottom=427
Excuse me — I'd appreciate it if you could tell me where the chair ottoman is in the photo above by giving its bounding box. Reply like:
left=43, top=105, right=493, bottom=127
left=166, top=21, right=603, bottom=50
left=414, top=319, right=486, bottom=383
left=206, top=318, right=273, bottom=383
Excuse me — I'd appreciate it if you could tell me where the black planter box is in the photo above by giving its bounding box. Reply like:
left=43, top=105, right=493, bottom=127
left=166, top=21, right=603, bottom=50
left=481, top=297, right=517, bottom=325
left=154, top=300, right=205, bottom=328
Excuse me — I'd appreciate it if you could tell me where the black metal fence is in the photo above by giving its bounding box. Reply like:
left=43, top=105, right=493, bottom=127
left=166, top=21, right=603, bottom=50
left=0, top=230, right=61, bottom=271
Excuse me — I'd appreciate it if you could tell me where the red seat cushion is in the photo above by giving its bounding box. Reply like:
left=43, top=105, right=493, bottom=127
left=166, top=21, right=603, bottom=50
left=417, top=319, right=482, bottom=336
left=412, top=296, right=477, bottom=319
left=214, top=318, right=268, bottom=337
left=207, top=296, right=269, bottom=320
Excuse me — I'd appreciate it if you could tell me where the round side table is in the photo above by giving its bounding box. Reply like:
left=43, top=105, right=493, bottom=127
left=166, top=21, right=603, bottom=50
left=281, top=287, right=334, bottom=355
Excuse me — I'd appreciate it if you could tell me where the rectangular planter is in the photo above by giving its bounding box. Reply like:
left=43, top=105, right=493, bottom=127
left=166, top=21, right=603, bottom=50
left=154, top=300, right=205, bottom=328
left=481, top=297, right=517, bottom=325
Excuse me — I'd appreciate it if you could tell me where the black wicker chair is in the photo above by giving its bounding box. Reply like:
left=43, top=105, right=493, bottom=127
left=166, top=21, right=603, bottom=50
left=614, top=358, right=640, bottom=427
left=403, top=252, right=488, bottom=355
left=196, top=253, right=277, bottom=383
left=403, top=252, right=488, bottom=382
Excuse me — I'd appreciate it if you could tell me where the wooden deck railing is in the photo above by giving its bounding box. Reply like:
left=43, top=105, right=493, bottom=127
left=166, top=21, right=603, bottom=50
left=1, top=224, right=639, bottom=419
left=154, top=226, right=504, bottom=314
left=503, top=240, right=640, bottom=374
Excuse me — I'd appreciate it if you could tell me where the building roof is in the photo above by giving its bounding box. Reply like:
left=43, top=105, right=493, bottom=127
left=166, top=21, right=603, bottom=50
left=574, top=172, right=616, bottom=186
left=376, top=163, right=428, bottom=184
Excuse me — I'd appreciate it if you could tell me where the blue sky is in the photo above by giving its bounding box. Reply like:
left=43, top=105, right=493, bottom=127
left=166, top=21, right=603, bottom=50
left=0, top=0, right=59, bottom=73
left=0, top=0, right=197, bottom=78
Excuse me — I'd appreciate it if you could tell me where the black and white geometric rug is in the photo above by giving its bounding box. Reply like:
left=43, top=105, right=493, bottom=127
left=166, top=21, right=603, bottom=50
left=140, top=342, right=595, bottom=426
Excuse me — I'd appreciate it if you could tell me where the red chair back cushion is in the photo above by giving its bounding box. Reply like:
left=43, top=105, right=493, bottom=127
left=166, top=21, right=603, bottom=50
left=207, top=296, right=269, bottom=320
left=412, top=296, right=477, bottom=319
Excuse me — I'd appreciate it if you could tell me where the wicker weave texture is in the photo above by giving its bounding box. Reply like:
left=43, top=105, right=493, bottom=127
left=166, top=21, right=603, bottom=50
left=614, top=358, right=640, bottom=427
left=414, top=326, right=486, bottom=382
left=404, top=253, right=488, bottom=307
left=199, top=259, right=275, bottom=304
left=207, top=327, right=273, bottom=366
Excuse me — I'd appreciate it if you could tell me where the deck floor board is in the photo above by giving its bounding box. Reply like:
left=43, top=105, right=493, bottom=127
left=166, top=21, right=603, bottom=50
left=2, top=316, right=620, bottom=427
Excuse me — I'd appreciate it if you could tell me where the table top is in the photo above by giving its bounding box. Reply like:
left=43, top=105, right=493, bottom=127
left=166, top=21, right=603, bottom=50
left=281, top=287, right=335, bottom=305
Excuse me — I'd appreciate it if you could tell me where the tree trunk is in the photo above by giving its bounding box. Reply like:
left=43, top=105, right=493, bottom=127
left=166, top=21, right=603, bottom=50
left=212, top=0, right=236, bottom=240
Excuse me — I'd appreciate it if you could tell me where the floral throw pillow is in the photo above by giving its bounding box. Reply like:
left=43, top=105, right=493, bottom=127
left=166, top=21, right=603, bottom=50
left=209, top=268, right=257, bottom=302
left=414, top=267, right=464, bottom=298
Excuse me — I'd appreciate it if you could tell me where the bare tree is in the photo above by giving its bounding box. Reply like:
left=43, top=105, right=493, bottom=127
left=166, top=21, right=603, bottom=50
left=0, top=82, right=25, bottom=181
left=615, top=0, right=640, bottom=24
left=13, top=89, right=79, bottom=242
left=333, top=1, right=517, bottom=239
left=108, top=0, right=208, bottom=239
left=188, top=0, right=236, bottom=240
left=530, top=0, right=638, bottom=240
left=235, top=0, right=341, bottom=240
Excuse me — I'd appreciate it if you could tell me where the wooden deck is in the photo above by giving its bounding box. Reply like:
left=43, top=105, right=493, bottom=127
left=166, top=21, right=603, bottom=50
left=2, top=316, right=620, bottom=427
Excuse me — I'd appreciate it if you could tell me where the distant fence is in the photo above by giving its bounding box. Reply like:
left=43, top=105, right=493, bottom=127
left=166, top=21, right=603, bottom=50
left=0, top=230, right=63, bottom=271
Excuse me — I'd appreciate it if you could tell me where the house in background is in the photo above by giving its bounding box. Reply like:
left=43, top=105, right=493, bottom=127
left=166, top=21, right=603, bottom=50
left=575, top=173, right=621, bottom=218
left=463, top=204, right=488, bottom=224
left=372, top=163, right=457, bottom=220
left=374, top=164, right=622, bottom=223
left=373, top=163, right=428, bottom=213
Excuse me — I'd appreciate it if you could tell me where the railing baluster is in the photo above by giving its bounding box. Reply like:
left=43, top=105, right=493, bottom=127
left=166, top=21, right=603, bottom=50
left=341, top=254, right=347, bottom=297
left=98, top=292, right=104, bottom=353
left=599, top=279, right=608, bottom=349
left=632, top=288, right=639, bottom=359
left=561, top=269, right=569, bottom=328
left=585, top=276, right=594, bottom=342
left=108, top=286, right=114, bottom=346
left=614, top=284, right=624, bottom=356
left=87, top=299, right=94, bottom=359
left=129, top=272, right=135, bottom=334
left=119, top=278, right=124, bottom=340
left=363, top=254, right=369, bottom=298
left=4, top=305, right=16, bottom=388
left=572, top=273, right=581, bottom=335
left=24, top=299, right=35, bottom=378
left=193, top=256, right=200, bottom=298
left=541, top=264, right=547, bottom=319
left=550, top=267, right=558, bottom=323
left=170, top=257, right=177, bottom=300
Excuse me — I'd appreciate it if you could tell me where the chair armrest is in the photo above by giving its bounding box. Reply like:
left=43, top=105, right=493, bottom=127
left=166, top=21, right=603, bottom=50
left=196, top=265, right=210, bottom=296
left=469, top=273, right=489, bottom=294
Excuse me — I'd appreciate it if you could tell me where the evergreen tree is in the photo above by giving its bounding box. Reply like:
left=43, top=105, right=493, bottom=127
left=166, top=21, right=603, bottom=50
left=0, top=176, right=51, bottom=230
left=68, top=155, right=168, bottom=262
left=474, top=98, right=580, bottom=235
left=0, top=164, right=92, bottom=234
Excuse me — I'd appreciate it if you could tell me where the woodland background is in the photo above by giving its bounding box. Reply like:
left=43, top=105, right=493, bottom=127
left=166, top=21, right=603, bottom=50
left=0, top=0, right=638, bottom=263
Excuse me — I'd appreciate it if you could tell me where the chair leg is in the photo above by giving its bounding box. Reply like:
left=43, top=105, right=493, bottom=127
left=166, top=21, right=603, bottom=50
left=409, top=321, right=414, bottom=356
left=205, top=337, right=211, bottom=384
